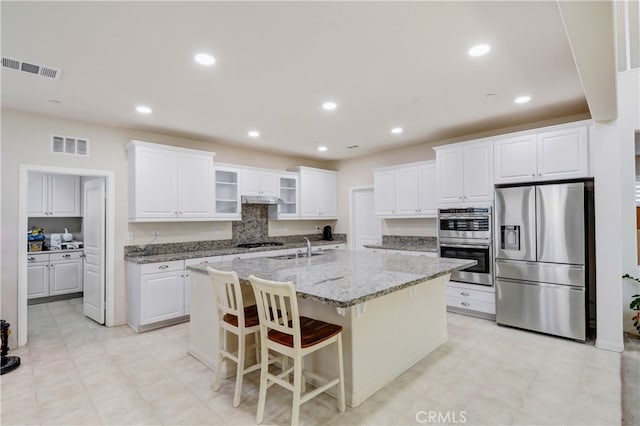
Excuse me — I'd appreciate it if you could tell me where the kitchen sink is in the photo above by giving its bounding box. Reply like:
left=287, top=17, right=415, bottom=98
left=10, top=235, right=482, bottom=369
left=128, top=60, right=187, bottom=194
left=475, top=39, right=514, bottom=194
left=269, top=252, right=324, bottom=260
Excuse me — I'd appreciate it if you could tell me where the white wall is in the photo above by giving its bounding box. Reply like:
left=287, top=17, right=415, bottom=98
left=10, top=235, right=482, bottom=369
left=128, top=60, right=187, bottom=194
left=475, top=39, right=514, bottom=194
left=1, top=108, right=332, bottom=343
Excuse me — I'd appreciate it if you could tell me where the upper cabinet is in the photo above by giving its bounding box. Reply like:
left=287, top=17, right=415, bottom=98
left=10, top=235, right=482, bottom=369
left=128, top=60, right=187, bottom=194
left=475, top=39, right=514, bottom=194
left=214, top=166, right=241, bottom=219
left=241, top=168, right=279, bottom=197
left=269, top=173, right=299, bottom=219
left=494, top=125, right=589, bottom=184
left=28, top=172, right=81, bottom=217
left=295, top=166, right=337, bottom=219
left=128, top=141, right=215, bottom=222
left=373, top=161, right=436, bottom=218
left=435, top=140, right=494, bottom=205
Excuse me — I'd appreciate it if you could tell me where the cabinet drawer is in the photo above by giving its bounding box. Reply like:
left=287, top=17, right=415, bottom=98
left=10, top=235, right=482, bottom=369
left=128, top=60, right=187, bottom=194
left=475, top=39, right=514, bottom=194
left=50, top=251, right=84, bottom=261
left=446, top=285, right=495, bottom=303
left=447, top=295, right=495, bottom=314
left=184, top=256, right=221, bottom=267
left=140, top=260, right=184, bottom=274
left=27, top=253, right=49, bottom=263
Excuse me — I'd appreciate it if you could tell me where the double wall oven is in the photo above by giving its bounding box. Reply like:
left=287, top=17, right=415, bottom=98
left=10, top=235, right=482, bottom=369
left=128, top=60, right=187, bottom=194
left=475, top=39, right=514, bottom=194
left=438, top=207, right=493, bottom=286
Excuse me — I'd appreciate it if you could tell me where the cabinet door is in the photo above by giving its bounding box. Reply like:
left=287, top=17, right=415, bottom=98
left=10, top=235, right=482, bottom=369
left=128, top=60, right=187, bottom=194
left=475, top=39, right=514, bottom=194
left=374, top=170, right=396, bottom=216
left=27, top=263, right=49, bottom=298
left=494, top=135, right=537, bottom=184
left=417, top=163, right=437, bottom=216
left=278, top=175, right=299, bottom=218
left=177, top=153, right=214, bottom=218
left=300, top=169, right=321, bottom=217
left=49, top=175, right=81, bottom=216
left=215, top=168, right=241, bottom=218
left=537, top=127, right=589, bottom=181
left=395, top=166, right=419, bottom=215
left=260, top=171, right=279, bottom=197
left=184, top=273, right=191, bottom=315
left=436, top=147, right=464, bottom=203
left=50, top=259, right=83, bottom=295
left=28, top=172, right=48, bottom=216
left=463, top=142, right=494, bottom=202
left=140, top=271, right=185, bottom=325
left=134, top=148, right=179, bottom=218
left=319, top=171, right=337, bottom=217
left=242, top=170, right=279, bottom=196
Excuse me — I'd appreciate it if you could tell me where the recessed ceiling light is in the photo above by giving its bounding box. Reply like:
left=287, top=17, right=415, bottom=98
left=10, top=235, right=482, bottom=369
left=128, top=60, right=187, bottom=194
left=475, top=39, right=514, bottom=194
left=136, top=105, right=152, bottom=114
left=514, top=95, right=531, bottom=104
left=318, top=146, right=328, bottom=152
left=391, top=127, right=403, bottom=134
left=194, top=53, right=216, bottom=66
left=322, top=101, right=337, bottom=111
left=468, top=44, right=491, bottom=57
left=248, top=130, right=260, bottom=138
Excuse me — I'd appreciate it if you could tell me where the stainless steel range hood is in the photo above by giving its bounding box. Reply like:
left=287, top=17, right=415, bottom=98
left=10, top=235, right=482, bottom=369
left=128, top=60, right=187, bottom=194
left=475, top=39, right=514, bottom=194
left=241, top=195, right=284, bottom=205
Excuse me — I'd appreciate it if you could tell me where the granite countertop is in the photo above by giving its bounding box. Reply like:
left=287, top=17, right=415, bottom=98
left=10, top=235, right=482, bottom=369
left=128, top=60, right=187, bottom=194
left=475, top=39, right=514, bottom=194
left=188, top=249, right=475, bottom=308
left=363, top=243, right=438, bottom=253
left=28, top=248, right=84, bottom=255
left=363, top=235, right=438, bottom=253
left=125, top=239, right=346, bottom=264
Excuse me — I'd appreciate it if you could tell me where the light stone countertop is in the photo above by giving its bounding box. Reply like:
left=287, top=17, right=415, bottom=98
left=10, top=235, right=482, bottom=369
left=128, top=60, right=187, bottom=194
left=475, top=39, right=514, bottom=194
left=187, top=249, right=475, bottom=308
left=363, top=243, right=438, bottom=253
left=125, top=239, right=345, bottom=264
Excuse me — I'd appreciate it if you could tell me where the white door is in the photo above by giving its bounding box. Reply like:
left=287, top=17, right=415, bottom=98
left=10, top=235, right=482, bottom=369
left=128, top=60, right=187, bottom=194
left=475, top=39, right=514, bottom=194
left=395, top=166, right=419, bottom=215
left=50, top=260, right=83, bottom=295
left=463, top=142, right=494, bottom=203
left=300, top=169, right=320, bottom=217
left=536, top=127, right=589, bottom=181
left=140, top=272, right=185, bottom=324
left=353, top=189, right=381, bottom=250
left=320, top=171, right=337, bottom=217
left=27, top=263, right=49, bottom=298
left=49, top=175, right=81, bottom=216
left=374, top=170, right=396, bottom=216
left=493, top=135, right=537, bottom=184
left=177, top=153, right=214, bottom=218
left=417, top=163, right=437, bottom=215
left=436, top=147, right=464, bottom=203
left=27, top=172, right=48, bottom=216
left=83, top=178, right=106, bottom=324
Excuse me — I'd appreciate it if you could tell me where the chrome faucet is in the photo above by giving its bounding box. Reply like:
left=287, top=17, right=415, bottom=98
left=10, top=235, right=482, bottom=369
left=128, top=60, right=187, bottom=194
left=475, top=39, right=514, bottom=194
left=304, top=237, right=312, bottom=257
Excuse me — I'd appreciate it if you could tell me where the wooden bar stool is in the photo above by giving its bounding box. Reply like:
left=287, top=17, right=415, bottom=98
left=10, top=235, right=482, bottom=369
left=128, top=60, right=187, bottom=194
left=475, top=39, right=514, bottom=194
left=207, top=267, right=261, bottom=407
left=249, top=274, right=346, bottom=426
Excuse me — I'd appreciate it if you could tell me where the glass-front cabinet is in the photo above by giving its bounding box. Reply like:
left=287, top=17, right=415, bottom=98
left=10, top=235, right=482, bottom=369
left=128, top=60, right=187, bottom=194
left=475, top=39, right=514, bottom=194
left=214, top=167, right=241, bottom=219
left=276, top=174, right=299, bottom=219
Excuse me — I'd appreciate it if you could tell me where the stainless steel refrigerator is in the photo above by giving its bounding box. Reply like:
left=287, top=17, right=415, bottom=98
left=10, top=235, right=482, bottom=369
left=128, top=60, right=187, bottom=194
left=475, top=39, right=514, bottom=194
left=494, top=181, right=595, bottom=341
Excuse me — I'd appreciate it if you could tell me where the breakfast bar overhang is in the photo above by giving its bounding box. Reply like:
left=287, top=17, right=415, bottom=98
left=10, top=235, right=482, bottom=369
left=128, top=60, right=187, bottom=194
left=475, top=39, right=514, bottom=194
left=187, top=249, right=475, bottom=407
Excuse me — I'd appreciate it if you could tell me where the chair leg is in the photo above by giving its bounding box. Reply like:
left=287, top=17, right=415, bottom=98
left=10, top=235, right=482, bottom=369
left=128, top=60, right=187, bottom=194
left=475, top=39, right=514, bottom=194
left=233, top=333, right=245, bottom=408
left=256, top=344, right=269, bottom=425
left=254, top=331, right=260, bottom=363
left=291, top=355, right=303, bottom=426
left=336, top=335, right=346, bottom=412
left=213, top=328, right=225, bottom=391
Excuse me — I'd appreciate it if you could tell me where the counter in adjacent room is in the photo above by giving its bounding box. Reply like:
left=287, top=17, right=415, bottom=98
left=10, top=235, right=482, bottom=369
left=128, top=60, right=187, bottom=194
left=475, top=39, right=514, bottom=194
left=187, top=249, right=475, bottom=407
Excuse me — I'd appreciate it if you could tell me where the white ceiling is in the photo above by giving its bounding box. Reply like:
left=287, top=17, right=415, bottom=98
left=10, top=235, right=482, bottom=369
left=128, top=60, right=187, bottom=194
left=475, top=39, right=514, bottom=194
left=1, top=1, right=607, bottom=161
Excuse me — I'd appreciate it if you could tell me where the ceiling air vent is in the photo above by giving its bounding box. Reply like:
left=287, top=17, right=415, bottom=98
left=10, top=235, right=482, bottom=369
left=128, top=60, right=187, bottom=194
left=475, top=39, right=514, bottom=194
left=2, top=56, right=61, bottom=80
left=51, top=135, right=89, bottom=157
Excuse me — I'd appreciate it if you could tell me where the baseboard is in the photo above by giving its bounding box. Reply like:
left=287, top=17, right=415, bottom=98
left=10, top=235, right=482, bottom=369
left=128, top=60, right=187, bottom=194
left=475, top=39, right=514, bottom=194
left=596, top=338, right=624, bottom=353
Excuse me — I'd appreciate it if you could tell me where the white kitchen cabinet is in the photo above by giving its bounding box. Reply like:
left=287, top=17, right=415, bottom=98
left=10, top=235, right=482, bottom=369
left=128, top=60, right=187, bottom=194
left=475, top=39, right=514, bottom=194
left=493, top=125, right=589, bottom=184
left=373, top=161, right=437, bottom=218
left=241, top=168, right=279, bottom=197
left=28, top=172, right=81, bottom=217
left=270, top=173, right=299, bottom=219
left=127, top=259, right=190, bottom=332
left=446, top=281, right=495, bottom=318
left=214, top=166, right=241, bottom=219
left=128, top=141, right=215, bottom=222
left=435, top=140, right=493, bottom=205
left=295, top=167, right=337, bottom=219
left=27, top=252, right=84, bottom=299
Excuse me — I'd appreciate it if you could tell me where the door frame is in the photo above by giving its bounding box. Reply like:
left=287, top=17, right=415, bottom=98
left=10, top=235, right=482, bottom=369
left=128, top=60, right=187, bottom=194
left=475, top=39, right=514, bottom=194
left=349, top=186, right=381, bottom=251
left=18, top=164, right=115, bottom=346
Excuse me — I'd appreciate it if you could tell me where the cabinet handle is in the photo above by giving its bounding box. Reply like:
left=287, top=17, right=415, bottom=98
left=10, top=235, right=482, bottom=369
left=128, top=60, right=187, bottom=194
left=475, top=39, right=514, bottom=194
left=531, top=173, right=535, bottom=177
left=28, top=256, right=35, bottom=261
left=158, top=265, right=169, bottom=270
left=185, top=273, right=189, bottom=277
left=180, top=274, right=184, bottom=278
left=179, top=212, right=183, bottom=215
left=79, top=254, right=86, bottom=258
left=62, top=254, right=71, bottom=258
left=460, top=292, right=470, bottom=297
left=461, top=302, right=470, bottom=307
left=173, top=212, right=178, bottom=215
left=538, top=173, right=542, bottom=177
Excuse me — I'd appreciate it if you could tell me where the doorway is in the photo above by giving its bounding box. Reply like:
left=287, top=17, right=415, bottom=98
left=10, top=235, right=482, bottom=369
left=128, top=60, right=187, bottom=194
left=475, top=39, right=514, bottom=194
left=350, top=187, right=382, bottom=250
left=18, top=165, right=115, bottom=346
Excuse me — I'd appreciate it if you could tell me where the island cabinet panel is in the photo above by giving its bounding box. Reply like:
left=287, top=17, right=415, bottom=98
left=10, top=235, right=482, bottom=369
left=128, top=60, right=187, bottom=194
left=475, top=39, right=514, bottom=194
left=435, top=141, right=493, bottom=206
left=128, top=141, right=215, bottom=222
left=493, top=123, right=589, bottom=184
left=373, top=161, right=436, bottom=218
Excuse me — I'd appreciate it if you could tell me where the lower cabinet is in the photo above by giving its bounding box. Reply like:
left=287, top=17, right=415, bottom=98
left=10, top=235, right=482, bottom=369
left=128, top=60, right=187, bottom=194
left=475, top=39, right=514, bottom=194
left=446, top=281, right=495, bottom=318
left=27, top=252, right=84, bottom=300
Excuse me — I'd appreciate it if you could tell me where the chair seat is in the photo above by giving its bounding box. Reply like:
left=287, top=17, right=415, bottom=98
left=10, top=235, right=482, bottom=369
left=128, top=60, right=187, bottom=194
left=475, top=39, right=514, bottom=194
left=223, top=304, right=260, bottom=328
left=268, top=316, right=342, bottom=348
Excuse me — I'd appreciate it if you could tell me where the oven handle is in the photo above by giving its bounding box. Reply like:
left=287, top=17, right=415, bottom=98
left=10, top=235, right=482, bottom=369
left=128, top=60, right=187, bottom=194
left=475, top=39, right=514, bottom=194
left=438, top=215, right=490, bottom=220
left=440, top=243, right=490, bottom=249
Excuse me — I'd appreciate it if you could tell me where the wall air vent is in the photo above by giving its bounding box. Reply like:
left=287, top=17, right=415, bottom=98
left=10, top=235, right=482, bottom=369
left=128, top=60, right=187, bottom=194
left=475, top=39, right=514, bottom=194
left=2, top=56, right=61, bottom=80
left=51, top=135, right=89, bottom=157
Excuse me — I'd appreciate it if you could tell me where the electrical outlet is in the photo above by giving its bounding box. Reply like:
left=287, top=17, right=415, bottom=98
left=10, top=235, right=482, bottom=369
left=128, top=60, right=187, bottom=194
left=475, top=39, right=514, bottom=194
left=128, top=232, right=133, bottom=240
left=152, top=231, right=159, bottom=238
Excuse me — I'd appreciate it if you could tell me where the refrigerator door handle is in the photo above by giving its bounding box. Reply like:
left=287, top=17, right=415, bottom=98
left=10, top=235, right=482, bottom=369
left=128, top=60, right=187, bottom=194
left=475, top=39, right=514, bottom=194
left=497, top=278, right=585, bottom=291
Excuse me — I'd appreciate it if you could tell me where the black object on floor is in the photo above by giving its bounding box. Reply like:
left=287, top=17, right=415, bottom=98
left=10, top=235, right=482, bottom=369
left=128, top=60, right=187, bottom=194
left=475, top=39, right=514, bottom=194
left=1, top=320, right=21, bottom=375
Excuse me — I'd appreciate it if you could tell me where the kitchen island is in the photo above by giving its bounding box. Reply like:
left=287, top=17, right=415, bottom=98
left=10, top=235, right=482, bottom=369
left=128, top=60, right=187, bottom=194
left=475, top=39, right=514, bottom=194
left=187, top=249, right=475, bottom=407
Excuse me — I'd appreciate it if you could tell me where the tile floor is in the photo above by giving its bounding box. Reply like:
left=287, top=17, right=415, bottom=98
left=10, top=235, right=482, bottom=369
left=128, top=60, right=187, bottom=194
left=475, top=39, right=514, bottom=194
left=0, top=298, right=622, bottom=425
